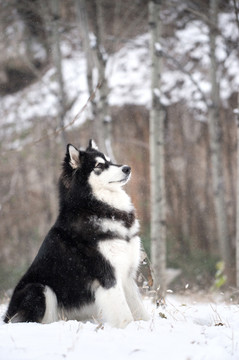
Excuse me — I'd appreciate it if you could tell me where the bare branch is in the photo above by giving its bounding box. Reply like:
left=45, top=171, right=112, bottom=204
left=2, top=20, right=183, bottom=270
left=2, top=83, right=100, bottom=155
left=157, top=48, right=209, bottom=108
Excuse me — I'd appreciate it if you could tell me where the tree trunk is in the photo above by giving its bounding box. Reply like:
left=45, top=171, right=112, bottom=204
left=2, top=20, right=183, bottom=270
left=94, top=0, right=115, bottom=161
left=50, top=0, right=67, bottom=147
left=236, top=92, right=239, bottom=288
left=149, top=0, right=167, bottom=298
left=208, top=0, right=232, bottom=283
left=74, top=0, right=97, bottom=121
left=233, top=0, right=239, bottom=290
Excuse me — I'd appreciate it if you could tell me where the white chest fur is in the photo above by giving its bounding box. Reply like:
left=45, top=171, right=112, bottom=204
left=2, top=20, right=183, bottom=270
left=98, top=234, right=141, bottom=281
left=95, top=224, right=149, bottom=328
left=100, top=217, right=140, bottom=239
left=93, top=214, right=150, bottom=328
left=89, top=184, right=134, bottom=213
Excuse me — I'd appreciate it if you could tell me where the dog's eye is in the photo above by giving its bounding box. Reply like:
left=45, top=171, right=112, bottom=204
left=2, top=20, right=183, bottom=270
left=95, top=163, right=105, bottom=169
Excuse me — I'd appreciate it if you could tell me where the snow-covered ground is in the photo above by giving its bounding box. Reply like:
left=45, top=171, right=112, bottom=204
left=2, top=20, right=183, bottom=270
left=1, top=295, right=239, bottom=360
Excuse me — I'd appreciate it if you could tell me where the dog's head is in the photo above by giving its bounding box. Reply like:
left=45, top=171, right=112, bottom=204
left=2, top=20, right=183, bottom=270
left=61, top=139, right=131, bottom=193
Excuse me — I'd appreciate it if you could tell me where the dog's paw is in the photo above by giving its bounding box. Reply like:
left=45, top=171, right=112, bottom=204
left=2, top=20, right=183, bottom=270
left=136, top=312, right=150, bottom=322
left=110, top=313, right=134, bottom=328
left=132, top=306, right=150, bottom=322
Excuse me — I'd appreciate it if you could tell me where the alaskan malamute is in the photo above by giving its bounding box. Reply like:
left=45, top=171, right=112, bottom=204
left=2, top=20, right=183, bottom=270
left=4, top=140, right=149, bottom=328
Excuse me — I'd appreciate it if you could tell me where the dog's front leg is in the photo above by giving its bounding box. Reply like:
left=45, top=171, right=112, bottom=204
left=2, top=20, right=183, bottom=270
left=95, top=283, right=134, bottom=328
left=124, top=278, right=150, bottom=321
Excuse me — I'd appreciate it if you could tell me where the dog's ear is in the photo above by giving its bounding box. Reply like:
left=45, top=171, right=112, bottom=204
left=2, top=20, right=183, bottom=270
left=88, top=139, right=98, bottom=151
left=67, top=144, right=80, bottom=169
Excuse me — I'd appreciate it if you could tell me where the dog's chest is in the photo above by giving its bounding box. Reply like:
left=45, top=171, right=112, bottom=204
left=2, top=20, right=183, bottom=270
left=97, top=218, right=141, bottom=278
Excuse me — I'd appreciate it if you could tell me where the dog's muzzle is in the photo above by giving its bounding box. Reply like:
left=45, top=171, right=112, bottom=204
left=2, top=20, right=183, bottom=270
left=121, top=165, right=131, bottom=184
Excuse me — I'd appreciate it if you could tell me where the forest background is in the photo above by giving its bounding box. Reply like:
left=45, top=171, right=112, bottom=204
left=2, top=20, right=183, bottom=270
left=0, top=0, right=239, bottom=297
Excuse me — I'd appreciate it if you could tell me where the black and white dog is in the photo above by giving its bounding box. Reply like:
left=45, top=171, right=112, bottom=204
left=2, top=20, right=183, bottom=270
left=4, top=140, right=149, bottom=328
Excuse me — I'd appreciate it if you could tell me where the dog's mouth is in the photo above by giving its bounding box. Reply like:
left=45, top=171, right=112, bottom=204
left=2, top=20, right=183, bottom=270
left=109, top=173, right=131, bottom=185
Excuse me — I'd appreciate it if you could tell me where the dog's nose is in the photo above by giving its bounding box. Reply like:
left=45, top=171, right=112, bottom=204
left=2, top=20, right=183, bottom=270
left=122, top=166, right=131, bottom=175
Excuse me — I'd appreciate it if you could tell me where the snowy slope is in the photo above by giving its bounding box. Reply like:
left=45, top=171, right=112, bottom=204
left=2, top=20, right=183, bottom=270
left=1, top=11, right=238, bottom=147
left=0, top=295, right=239, bottom=360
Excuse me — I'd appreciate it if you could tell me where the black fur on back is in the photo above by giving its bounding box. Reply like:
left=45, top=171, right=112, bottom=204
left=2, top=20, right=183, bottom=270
left=4, top=141, right=136, bottom=323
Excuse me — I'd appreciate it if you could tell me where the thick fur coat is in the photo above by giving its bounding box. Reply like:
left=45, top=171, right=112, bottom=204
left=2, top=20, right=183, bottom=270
left=4, top=140, right=149, bottom=328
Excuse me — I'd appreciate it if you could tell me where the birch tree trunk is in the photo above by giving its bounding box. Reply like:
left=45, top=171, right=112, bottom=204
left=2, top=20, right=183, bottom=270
left=94, top=0, right=115, bottom=161
left=236, top=93, right=239, bottom=288
left=50, top=0, right=67, bottom=147
left=149, top=0, right=167, bottom=297
left=74, top=0, right=97, bottom=119
left=208, top=0, right=232, bottom=282
left=233, top=0, right=239, bottom=290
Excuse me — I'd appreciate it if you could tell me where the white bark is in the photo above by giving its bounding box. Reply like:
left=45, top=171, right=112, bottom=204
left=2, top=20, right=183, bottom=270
left=149, top=0, right=167, bottom=297
left=94, top=0, right=115, bottom=161
left=208, top=0, right=231, bottom=281
left=50, top=0, right=67, bottom=146
left=74, top=0, right=97, bottom=119
left=233, top=0, right=239, bottom=289
left=236, top=93, right=239, bottom=288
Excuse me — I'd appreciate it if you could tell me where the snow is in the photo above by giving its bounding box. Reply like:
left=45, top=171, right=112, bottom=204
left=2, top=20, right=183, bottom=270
left=0, top=10, right=238, bottom=143
left=155, top=42, right=163, bottom=52
left=1, top=295, right=239, bottom=360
